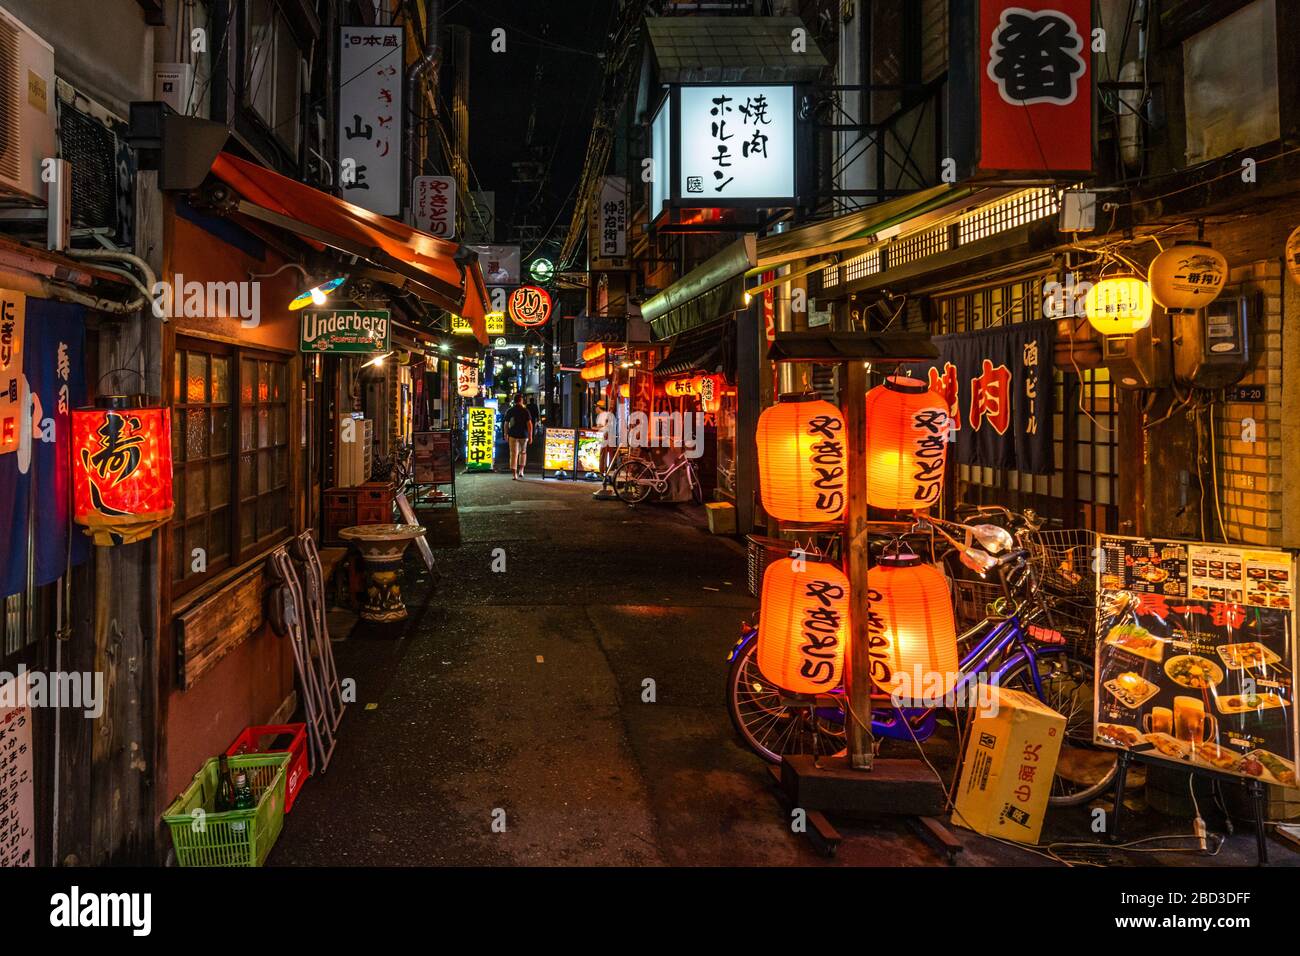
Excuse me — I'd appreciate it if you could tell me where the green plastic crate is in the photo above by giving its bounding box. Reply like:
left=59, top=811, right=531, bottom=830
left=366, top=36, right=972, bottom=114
left=162, top=752, right=290, bottom=867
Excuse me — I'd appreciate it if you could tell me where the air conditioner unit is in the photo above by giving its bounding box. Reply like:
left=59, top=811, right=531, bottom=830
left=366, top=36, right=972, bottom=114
left=0, top=7, right=56, bottom=206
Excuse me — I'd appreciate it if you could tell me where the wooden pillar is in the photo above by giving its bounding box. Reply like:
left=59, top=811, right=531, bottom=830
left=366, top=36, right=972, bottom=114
left=735, top=296, right=763, bottom=534
left=843, top=359, right=874, bottom=769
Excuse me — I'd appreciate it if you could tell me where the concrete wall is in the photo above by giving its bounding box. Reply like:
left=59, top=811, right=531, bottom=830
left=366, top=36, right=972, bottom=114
left=3, top=0, right=155, bottom=118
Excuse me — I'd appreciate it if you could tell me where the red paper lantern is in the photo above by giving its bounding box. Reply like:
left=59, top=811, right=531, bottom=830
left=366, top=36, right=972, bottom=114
left=865, top=376, right=949, bottom=511
left=757, top=557, right=849, bottom=695
left=756, top=394, right=847, bottom=523
left=507, top=285, right=553, bottom=328
left=698, top=374, right=721, bottom=413
left=72, top=399, right=174, bottom=546
left=865, top=554, right=959, bottom=701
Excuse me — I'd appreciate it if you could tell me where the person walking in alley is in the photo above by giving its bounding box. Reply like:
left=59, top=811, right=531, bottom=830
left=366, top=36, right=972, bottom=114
left=504, top=392, right=533, bottom=479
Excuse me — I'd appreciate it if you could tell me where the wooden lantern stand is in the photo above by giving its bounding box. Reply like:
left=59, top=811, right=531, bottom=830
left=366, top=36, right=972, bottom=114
left=764, top=331, right=959, bottom=861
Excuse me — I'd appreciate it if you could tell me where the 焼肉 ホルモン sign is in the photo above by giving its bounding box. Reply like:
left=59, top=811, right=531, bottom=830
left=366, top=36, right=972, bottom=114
left=300, top=310, right=391, bottom=353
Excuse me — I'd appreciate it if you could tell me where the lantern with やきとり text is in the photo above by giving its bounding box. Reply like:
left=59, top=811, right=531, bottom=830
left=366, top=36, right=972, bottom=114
left=72, top=398, right=174, bottom=546
left=756, top=395, right=847, bottom=523
left=865, top=554, right=959, bottom=702
left=757, top=557, right=849, bottom=695
left=865, top=376, right=950, bottom=512
left=1083, top=274, right=1152, bottom=335
left=1146, top=241, right=1227, bottom=314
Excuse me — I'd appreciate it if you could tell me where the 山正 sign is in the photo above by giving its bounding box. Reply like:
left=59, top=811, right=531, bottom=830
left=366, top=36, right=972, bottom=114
left=338, top=27, right=403, bottom=215
left=300, top=310, right=390, bottom=353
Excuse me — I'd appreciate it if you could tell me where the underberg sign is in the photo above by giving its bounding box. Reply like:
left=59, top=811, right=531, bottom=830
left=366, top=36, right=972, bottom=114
left=300, top=309, right=391, bottom=353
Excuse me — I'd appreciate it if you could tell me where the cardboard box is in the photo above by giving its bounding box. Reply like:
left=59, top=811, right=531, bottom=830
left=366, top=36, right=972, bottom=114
left=952, top=685, right=1066, bottom=845
left=705, top=501, right=736, bottom=535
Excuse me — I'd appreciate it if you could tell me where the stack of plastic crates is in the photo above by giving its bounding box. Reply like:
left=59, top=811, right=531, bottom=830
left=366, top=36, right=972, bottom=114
left=1023, top=528, right=1098, bottom=659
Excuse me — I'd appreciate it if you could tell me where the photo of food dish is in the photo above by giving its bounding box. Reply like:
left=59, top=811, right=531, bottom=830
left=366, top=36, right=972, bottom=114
left=1142, top=733, right=1191, bottom=760
left=1209, top=568, right=1223, bottom=580
left=1192, top=561, right=1206, bottom=574
left=1103, top=673, right=1160, bottom=709
left=1248, top=593, right=1268, bottom=606
left=1227, top=564, right=1242, bottom=579
left=1269, top=569, right=1290, bottom=582
left=1248, top=567, right=1267, bottom=581
left=1270, top=595, right=1291, bottom=609
left=1096, top=723, right=1144, bottom=748
left=1139, top=565, right=1170, bottom=584
left=1192, top=742, right=1242, bottom=772
left=1215, top=691, right=1288, bottom=715
left=1104, top=623, right=1166, bottom=663
left=1190, top=586, right=1209, bottom=599
left=1216, top=642, right=1282, bottom=671
left=1165, top=654, right=1225, bottom=690
left=1239, top=750, right=1297, bottom=787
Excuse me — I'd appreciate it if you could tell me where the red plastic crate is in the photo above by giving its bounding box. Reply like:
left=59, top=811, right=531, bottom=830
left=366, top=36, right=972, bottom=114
left=226, top=724, right=310, bottom=813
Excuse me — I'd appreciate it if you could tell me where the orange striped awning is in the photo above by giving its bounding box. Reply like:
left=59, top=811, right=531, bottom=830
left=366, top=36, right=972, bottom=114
left=209, top=152, right=488, bottom=344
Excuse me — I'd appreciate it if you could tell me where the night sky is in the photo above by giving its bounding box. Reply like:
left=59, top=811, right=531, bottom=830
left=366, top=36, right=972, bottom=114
left=445, top=0, right=618, bottom=258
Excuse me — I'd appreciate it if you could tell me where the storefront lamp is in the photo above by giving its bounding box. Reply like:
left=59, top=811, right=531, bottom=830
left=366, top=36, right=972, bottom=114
left=1147, top=241, right=1227, bottom=314
left=72, top=398, right=174, bottom=547
left=757, top=557, right=849, bottom=695
left=289, top=276, right=346, bottom=311
left=865, top=376, right=949, bottom=512
left=756, top=394, right=847, bottom=523
left=867, top=554, right=959, bottom=701
left=1083, top=274, right=1152, bottom=334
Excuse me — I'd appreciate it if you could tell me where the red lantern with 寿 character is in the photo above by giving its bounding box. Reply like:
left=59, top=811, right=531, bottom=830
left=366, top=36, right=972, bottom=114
left=756, top=394, right=847, bottom=523
left=757, top=557, right=849, bottom=695
left=865, top=376, right=950, bottom=512
left=72, top=397, right=174, bottom=546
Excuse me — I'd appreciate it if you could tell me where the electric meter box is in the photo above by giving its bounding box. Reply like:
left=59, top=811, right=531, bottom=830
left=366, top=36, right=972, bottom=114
left=1173, top=293, right=1255, bottom=390
left=1101, top=310, right=1172, bottom=389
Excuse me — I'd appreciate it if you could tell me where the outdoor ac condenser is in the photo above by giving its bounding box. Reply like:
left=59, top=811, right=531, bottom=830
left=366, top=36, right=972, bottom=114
left=0, top=7, right=56, bottom=206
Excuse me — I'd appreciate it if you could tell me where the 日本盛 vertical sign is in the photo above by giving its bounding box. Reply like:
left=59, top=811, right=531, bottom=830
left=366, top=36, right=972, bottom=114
left=339, top=26, right=403, bottom=215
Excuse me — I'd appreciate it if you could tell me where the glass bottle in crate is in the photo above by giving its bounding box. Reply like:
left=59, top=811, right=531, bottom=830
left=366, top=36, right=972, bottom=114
left=216, top=755, right=236, bottom=812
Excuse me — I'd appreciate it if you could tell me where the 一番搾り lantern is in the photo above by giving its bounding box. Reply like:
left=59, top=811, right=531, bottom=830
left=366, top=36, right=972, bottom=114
left=756, top=394, right=846, bottom=523
left=1147, top=240, right=1227, bottom=314
left=865, top=376, right=949, bottom=511
left=72, top=398, right=174, bottom=546
left=757, top=557, right=849, bottom=695
left=1083, top=274, right=1152, bottom=334
left=865, top=554, right=959, bottom=702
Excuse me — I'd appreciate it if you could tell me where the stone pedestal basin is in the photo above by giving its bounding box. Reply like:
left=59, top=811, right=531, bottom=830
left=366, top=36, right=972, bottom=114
left=339, top=523, right=427, bottom=622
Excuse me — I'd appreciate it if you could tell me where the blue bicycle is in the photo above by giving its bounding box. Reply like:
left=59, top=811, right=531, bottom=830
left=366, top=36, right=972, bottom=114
left=726, top=506, right=1118, bottom=807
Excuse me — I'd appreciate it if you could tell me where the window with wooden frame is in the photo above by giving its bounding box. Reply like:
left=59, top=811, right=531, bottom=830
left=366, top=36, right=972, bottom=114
left=172, top=338, right=292, bottom=595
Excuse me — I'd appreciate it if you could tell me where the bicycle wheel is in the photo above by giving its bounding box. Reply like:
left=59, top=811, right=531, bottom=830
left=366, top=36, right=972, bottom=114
left=727, top=637, right=845, bottom=764
left=1002, top=653, right=1118, bottom=806
left=688, top=463, right=704, bottom=504
left=612, top=459, right=655, bottom=504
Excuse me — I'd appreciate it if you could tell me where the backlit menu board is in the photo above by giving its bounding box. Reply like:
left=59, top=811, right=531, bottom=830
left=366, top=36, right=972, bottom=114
left=1094, top=535, right=1298, bottom=788
left=544, top=428, right=576, bottom=475
left=576, top=430, right=604, bottom=479
left=465, top=407, right=495, bottom=472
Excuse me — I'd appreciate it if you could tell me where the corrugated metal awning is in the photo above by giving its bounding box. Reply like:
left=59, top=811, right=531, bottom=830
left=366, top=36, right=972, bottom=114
left=647, top=17, right=828, bottom=83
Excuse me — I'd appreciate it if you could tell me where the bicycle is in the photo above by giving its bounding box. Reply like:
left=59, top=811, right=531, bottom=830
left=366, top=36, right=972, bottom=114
left=725, top=505, right=1117, bottom=807
left=610, top=452, right=704, bottom=505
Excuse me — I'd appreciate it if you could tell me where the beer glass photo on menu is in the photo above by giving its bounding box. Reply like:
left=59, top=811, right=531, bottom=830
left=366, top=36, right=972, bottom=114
left=1173, top=695, right=1217, bottom=749
left=1143, top=706, right=1173, bottom=736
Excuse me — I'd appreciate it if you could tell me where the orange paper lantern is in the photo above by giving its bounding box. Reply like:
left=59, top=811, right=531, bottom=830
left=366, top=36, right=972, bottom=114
left=698, top=374, right=721, bottom=413
left=757, top=557, right=849, bottom=694
left=72, top=399, right=174, bottom=546
left=865, top=376, right=950, bottom=511
left=865, top=554, right=959, bottom=701
left=756, top=395, right=847, bottom=523
left=1147, top=240, right=1227, bottom=314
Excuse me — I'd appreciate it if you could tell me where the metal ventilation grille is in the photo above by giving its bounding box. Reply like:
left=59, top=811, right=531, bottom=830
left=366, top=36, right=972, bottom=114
left=57, top=102, right=119, bottom=231
left=0, top=18, right=20, bottom=182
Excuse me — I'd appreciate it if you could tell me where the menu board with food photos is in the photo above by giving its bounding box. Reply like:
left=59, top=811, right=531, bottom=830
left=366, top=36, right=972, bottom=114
left=1094, top=535, right=1298, bottom=788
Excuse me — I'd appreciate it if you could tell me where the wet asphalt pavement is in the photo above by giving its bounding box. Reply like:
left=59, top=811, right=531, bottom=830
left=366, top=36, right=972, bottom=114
left=272, top=471, right=1300, bottom=867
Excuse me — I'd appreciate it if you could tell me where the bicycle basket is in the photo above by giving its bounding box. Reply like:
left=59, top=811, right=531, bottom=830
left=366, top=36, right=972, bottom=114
left=952, top=577, right=1004, bottom=631
left=746, top=535, right=835, bottom=598
left=1024, top=528, right=1096, bottom=598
